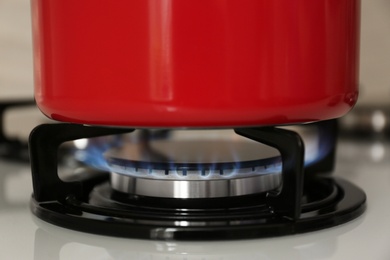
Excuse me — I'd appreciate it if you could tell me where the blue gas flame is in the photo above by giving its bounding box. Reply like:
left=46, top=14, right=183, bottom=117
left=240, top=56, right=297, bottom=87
left=303, top=127, right=334, bottom=167
left=74, top=129, right=334, bottom=177
left=73, top=135, right=124, bottom=171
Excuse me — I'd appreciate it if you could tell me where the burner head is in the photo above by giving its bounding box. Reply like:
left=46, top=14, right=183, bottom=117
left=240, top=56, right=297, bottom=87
left=105, top=136, right=282, bottom=198
left=29, top=123, right=366, bottom=241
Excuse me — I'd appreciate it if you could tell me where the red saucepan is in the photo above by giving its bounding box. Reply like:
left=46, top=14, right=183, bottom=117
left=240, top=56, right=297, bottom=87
left=31, top=0, right=360, bottom=127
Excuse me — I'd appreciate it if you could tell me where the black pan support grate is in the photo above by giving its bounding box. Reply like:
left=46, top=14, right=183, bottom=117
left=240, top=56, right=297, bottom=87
left=29, top=121, right=366, bottom=240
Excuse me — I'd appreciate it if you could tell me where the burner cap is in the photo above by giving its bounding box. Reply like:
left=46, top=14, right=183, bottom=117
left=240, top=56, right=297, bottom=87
left=105, top=137, right=282, bottom=198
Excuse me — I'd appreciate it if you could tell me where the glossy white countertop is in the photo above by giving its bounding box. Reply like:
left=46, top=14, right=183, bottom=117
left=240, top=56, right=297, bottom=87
left=0, top=139, right=389, bottom=260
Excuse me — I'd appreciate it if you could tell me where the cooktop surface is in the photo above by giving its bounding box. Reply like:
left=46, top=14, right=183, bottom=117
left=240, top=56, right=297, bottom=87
left=1, top=139, right=389, bottom=260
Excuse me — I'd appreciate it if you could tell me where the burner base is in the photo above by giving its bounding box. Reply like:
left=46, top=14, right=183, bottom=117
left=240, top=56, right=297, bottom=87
left=29, top=122, right=365, bottom=240
left=30, top=176, right=365, bottom=241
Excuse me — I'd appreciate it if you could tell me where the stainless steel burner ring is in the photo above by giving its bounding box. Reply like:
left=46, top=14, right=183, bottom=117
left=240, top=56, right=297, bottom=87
left=106, top=132, right=282, bottom=199
left=110, top=168, right=281, bottom=199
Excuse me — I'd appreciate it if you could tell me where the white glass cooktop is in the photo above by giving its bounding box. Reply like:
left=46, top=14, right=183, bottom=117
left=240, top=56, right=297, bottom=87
left=0, top=139, right=389, bottom=260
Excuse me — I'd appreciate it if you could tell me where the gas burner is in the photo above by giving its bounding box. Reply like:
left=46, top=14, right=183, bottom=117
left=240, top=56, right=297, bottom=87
left=107, top=138, right=281, bottom=198
left=29, top=122, right=366, bottom=240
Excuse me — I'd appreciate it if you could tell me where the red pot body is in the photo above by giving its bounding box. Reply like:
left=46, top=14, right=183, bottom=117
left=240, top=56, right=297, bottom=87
left=31, top=0, right=360, bottom=127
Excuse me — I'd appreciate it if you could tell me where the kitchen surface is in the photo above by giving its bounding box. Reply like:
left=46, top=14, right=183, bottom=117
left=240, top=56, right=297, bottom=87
left=1, top=138, right=390, bottom=259
left=1, top=0, right=390, bottom=259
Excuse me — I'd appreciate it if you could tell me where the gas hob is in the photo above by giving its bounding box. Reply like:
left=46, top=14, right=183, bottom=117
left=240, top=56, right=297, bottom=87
left=1, top=136, right=390, bottom=259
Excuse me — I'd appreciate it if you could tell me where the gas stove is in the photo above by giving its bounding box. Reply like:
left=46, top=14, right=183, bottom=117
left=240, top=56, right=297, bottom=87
left=1, top=113, right=389, bottom=258
left=28, top=121, right=366, bottom=241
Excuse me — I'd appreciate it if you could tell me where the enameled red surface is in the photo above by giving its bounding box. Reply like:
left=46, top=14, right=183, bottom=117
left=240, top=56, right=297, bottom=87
left=31, top=0, right=360, bottom=127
